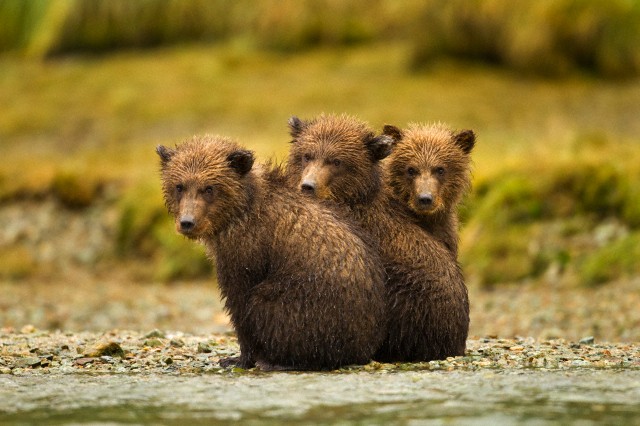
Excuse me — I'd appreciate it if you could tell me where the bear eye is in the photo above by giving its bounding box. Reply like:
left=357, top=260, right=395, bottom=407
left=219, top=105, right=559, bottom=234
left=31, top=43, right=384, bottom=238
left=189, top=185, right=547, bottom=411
left=176, top=184, right=184, bottom=193
left=435, top=167, right=445, bottom=176
left=205, top=186, right=214, bottom=195
left=332, top=159, right=341, bottom=167
left=303, top=153, right=313, bottom=163
left=407, top=167, right=418, bottom=177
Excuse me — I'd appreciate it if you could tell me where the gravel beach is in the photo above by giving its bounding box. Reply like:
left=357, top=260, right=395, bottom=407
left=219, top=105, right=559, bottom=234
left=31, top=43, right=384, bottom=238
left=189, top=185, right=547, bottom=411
left=1, top=327, right=639, bottom=375
left=2, top=273, right=640, bottom=375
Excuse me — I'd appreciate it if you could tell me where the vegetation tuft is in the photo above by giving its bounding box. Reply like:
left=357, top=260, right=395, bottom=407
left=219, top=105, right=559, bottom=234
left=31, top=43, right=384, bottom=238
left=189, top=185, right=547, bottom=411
left=115, top=181, right=212, bottom=282
left=51, top=169, right=100, bottom=209
left=2, top=0, right=640, bottom=77
left=410, top=0, right=640, bottom=78
left=461, top=135, right=640, bottom=287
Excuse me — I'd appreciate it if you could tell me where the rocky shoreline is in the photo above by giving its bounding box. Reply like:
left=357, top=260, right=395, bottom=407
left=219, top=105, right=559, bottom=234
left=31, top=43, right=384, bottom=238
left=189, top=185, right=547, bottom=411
left=2, top=327, right=638, bottom=376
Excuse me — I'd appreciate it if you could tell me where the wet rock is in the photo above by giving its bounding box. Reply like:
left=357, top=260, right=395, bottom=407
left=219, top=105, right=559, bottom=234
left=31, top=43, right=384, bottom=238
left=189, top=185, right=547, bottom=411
left=20, top=325, right=36, bottom=334
left=14, top=357, right=42, bottom=368
left=197, top=342, right=213, bottom=353
left=144, top=329, right=165, bottom=339
left=143, top=339, right=164, bottom=348
left=85, top=341, right=125, bottom=358
left=75, top=357, right=96, bottom=366
left=170, top=338, right=185, bottom=348
left=579, top=336, right=595, bottom=345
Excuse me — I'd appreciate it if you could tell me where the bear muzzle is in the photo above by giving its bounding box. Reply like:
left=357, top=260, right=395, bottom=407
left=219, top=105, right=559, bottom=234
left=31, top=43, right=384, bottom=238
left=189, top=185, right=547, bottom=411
left=178, top=214, right=196, bottom=235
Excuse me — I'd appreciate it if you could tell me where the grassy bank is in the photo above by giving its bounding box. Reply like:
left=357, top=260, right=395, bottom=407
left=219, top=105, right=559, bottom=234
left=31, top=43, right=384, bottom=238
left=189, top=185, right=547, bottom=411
left=1, top=41, right=639, bottom=286
left=2, top=0, right=640, bottom=77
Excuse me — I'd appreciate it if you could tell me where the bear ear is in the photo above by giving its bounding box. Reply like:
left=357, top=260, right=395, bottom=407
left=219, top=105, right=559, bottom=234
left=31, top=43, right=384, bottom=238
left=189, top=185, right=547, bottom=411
left=454, top=130, right=476, bottom=154
left=365, top=134, right=395, bottom=162
left=227, top=150, right=255, bottom=175
left=382, top=125, right=403, bottom=144
left=288, top=116, right=308, bottom=140
left=156, top=145, right=176, bottom=166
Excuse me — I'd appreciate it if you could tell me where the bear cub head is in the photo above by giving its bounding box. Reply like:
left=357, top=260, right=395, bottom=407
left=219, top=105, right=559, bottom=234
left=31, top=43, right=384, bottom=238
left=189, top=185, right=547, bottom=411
left=287, top=113, right=394, bottom=205
left=383, top=123, right=475, bottom=218
left=157, top=135, right=255, bottom=239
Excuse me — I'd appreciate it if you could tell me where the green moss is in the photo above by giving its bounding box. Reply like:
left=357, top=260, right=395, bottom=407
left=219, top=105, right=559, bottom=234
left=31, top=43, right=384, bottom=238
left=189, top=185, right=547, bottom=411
left=469, top=175, right=544, bottom=227
left=462, top=225, right=540, bottom=287
left=579, top=232, right=640, bottom=286
left=462, top=144, right=640, bottom=286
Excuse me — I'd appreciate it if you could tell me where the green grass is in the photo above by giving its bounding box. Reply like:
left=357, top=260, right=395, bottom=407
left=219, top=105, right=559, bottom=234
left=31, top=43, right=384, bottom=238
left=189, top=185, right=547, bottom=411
left=1, top=41, right=640, bottom=285
left=410, top=0, right=640, bottom=78
left=2, top=0, right=640, bottom=77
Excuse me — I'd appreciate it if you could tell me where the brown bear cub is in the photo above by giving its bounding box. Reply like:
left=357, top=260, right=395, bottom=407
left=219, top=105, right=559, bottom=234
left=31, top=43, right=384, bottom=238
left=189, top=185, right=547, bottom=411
left=286, top=114, right=469, bottom=362
left=157, top=135, right=386, bottom=371
left=383, top=124, right=475, bottom=256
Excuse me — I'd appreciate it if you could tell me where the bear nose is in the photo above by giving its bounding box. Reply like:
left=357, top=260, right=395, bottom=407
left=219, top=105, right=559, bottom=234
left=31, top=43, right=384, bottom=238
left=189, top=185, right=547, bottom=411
left=418, top=194, right=433, bottom=206
left=179, top=215, right=196, bottom=232
left=301, top=181, right=316, bottom=193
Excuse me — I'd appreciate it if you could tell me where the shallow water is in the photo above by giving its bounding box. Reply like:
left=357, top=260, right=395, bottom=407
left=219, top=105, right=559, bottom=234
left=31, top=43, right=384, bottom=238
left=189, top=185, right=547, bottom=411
left=1, top=369, right=639, bottom=425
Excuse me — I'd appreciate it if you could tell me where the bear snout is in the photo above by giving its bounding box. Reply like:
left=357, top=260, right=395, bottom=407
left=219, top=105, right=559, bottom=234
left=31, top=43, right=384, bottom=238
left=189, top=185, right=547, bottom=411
left=301, top=179, right=316, bottom=193
left=179, top=214, right=196, bottom=234
left=417, top=193, right=434, bottom=207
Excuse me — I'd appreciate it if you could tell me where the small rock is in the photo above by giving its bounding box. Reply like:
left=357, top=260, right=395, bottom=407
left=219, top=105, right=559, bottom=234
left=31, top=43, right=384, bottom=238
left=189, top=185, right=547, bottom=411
left=100, top=356, right=116, bottom=364
left=14, top=357, right=41, bottom=368
left=143, top=339, right=164, bottom=348
left=571, top=359, right=591, bottom=367
left=144, top=329, right=165, bottom=339
left=170, top=338, right=185, bottom=348
left=20, top=325, right=36, bottom=334
left=579, top=336, right=595, bottom=345
left=75, top=357, right=96, bottom=366
left=197, top=342, right=212, bottom=353
left=85, top=341, right=125, bottom=358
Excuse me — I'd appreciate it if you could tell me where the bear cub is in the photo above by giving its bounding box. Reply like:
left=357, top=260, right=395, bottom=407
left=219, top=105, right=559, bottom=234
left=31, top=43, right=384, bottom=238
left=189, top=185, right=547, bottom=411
left=157, top=135, right=387, bottom=370
left=286, top=114, right=469, bottom=362
left=383, top=124, right=475, bottom=256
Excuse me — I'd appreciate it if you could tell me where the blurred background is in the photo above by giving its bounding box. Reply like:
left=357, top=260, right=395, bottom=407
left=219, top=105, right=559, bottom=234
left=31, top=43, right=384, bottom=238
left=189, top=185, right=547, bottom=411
left=1, top=0, right=639, bottom=340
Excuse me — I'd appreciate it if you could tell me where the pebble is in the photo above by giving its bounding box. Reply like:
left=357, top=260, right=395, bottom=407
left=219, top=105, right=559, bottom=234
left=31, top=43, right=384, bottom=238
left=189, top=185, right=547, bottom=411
left=144, top=329, right=166, bottom=339
left=0, top=330, right=638, bottom=375
left=579, top=336, right=595, bottom=345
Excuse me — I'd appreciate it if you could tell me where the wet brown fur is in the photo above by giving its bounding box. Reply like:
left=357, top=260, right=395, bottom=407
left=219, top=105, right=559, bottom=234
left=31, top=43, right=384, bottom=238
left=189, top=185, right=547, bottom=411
left=286, top=114, right=470, bottom=362
left=383, top=123, right=475, bottom=256
left=158, top=135, right=387, bottom=370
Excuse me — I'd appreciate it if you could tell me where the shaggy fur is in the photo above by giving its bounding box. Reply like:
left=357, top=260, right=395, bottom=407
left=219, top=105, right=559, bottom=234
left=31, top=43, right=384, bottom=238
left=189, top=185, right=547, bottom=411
left=383, top=123, right=475, bottom=256
left=157, top=135, right=387, bottom=370
left=286, top=114, right=469, bottom=362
